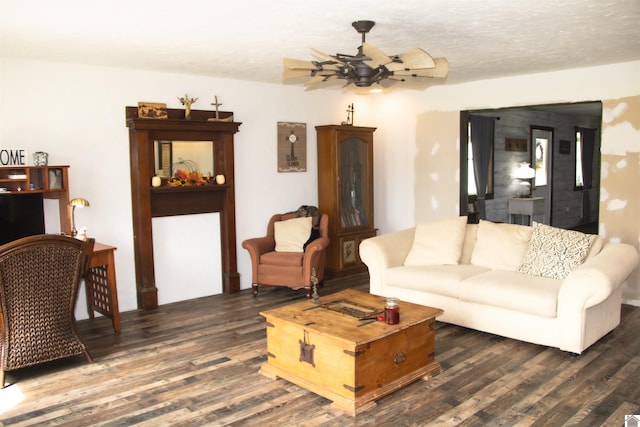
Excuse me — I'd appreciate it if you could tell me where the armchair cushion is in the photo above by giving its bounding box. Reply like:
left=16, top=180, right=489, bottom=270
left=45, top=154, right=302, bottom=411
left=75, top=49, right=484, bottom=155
left=260, top=251, right=303, bottom=267
left=274, top=216, right=312, bottom=253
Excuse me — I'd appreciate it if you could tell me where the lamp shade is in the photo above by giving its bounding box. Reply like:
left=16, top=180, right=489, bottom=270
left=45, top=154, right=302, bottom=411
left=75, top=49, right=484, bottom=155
left=69, top=198, right=90, bottom=208
left=69, top=197, right=90, bottom=238
left=513, top=162, right=536, bottom=179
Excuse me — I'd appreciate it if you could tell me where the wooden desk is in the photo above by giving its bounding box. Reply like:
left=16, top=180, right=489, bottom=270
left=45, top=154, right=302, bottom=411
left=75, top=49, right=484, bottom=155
left=508, top=197, right=545, bottom=225
left=85, top=242, right=120, bottom=334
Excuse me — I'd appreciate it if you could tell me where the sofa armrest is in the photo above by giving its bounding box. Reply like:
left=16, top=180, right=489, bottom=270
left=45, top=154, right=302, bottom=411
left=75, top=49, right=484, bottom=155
left=556, top=242, right=638, bottom=353
left=242, top=236, right=275, bottom=283
left=359, top=227, right=415, bottom=295
left=559, top=242, right=639, bottom=310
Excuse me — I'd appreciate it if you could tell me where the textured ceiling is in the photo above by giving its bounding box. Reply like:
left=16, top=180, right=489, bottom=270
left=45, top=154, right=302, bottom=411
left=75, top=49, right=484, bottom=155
left=1, top=0, right=639, bottom=89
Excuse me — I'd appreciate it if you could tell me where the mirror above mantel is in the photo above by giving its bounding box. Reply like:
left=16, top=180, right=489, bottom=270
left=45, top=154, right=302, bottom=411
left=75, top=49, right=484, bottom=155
left=154, top=140, right=215, bottom=179
left=126, top=106, right=242, bottom=310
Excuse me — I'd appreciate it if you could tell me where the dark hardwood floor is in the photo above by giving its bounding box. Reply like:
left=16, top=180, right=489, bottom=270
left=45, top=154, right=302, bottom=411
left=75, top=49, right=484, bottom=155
left=1, top=273, right=639, bottom=426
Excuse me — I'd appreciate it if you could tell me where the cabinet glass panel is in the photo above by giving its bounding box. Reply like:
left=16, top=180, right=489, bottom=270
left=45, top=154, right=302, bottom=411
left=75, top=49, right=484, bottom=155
left=339, top=137, right=370, bottom=228
left=48, top=168, right=64, bottom=189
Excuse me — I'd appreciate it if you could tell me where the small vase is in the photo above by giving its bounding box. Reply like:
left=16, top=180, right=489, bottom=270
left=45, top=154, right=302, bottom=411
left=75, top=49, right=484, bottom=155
left=151, top=176, right=162, bottom=187
left=33, top=151, right=48, bottom=166
left=215, top=174, right=225, bottom=185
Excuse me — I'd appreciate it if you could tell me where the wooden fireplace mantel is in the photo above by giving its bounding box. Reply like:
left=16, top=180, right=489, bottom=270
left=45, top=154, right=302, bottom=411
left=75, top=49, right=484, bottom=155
left=126, top=106, right=242, bottom=310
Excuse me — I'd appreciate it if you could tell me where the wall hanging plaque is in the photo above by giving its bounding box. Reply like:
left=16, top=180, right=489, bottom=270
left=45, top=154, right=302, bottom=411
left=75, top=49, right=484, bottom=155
left=277, top=122, right=307, bottom=172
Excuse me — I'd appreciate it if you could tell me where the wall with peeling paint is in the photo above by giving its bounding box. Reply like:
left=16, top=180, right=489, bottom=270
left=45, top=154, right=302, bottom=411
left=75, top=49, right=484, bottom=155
left=395, top=61, right=640, bottom=304
left=600, top=96, right=640, bottom=304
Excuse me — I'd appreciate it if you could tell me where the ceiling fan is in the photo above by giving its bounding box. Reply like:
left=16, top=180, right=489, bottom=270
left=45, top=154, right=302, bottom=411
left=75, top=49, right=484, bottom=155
left=283, top=20, right=449, bottom=90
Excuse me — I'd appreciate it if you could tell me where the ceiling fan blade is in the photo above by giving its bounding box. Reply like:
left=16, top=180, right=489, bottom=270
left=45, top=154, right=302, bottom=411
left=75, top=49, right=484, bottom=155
left=304, top=75, right=330, bottom=86
left=283, top=57, right=319, bottom=70
left=283, top=69, right=314, bottom=79
left=362, top=42, right=392, bottom=67
left=391, top=57, right=449, bottom=78
left=384, top=76, right=432, bottom=90
left=310, top=48, right=339, bottom=63
left=386, top=48, right=436, bottom=71
left=283, top=68, right=336, bottom=79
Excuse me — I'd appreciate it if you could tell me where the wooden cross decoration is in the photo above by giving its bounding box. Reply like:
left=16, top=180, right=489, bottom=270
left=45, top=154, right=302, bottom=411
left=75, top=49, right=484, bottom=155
left=346, top=103, right=354, bottom=126
left=210, top=95, right=222, bottom=120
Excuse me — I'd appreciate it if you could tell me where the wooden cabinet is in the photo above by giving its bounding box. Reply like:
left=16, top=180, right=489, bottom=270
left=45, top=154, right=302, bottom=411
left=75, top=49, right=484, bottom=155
left=0, top=165, right=71, bottom=234
left=316, top=125, right=376, bottom=277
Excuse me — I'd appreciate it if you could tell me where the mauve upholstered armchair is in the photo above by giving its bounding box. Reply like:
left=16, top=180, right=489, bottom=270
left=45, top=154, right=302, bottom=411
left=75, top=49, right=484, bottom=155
left=242, top=209, right=329, bottom=298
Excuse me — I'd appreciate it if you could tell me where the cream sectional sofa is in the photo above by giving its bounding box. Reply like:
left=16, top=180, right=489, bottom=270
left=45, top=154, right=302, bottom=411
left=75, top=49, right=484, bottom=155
left=359, top=217, right=639, bottom=354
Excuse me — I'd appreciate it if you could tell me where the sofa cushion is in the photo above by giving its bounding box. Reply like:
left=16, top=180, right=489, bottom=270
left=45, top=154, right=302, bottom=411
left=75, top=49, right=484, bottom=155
left=459, top=223, right=478, bottom=264
left=517, top=222, right=597, bottom=280
left=404, top=216, right=467, bottom=266
left=586, top=235, right=604, bottom=260
left=274, top=216, right=312, bottom=252
left=386, top=264, right=490, bottom=298
left=260, top=251, right=303, bottom=266
left=459, top=270, right=561, bottom=318
left=470, top=220, right=531, bottom=271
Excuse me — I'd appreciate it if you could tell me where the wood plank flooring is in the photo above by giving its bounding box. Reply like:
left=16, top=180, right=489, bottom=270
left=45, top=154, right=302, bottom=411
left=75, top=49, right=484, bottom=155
left=1, top=273, right=639, bottom=426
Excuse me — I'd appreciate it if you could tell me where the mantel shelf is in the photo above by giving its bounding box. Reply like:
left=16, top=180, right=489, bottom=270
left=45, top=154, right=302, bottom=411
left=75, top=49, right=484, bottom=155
left=150, top=184, right=228, bottom=193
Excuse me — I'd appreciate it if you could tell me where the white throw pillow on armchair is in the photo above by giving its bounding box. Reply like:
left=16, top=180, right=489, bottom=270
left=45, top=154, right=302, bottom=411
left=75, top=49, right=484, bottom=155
left=274, top=216, right=312, bottom=253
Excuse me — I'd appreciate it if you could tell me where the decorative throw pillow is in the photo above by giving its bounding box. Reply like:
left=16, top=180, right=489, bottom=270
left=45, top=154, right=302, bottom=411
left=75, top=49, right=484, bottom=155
left=470, top=220, right=532, bottom=271
left=274, top=216, right=312, bottom=252
left=404, top=216, right=467, bottom=266
left=517, top=222, right=597, bottom=280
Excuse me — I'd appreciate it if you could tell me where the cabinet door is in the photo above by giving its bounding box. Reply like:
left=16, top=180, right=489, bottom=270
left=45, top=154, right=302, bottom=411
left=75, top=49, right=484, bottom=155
left=339, top=136, right=372, bottom=230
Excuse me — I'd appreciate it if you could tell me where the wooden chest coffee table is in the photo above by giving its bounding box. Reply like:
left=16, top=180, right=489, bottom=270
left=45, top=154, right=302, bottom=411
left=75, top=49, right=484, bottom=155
left=259, top=289, right=443, bottom=415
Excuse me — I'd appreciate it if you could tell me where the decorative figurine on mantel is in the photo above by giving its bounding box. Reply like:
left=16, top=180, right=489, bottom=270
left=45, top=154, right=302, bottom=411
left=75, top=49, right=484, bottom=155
left=207, top=95, right=234, bottom=122
left=178, top=93, right=198, bottom=120
left=341, top=103, right=354, bottom=126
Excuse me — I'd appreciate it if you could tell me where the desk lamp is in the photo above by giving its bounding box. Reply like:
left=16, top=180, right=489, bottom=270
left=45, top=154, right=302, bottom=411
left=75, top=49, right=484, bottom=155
left=514, top=163, right=536, bottom=197
left=69, top=197, right=90, bottom=237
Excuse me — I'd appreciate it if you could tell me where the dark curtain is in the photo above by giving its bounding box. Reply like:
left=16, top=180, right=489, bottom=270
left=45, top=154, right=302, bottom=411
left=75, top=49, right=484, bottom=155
left=579, top=127, right=596, bottom=223
left=470, top=115, right=495, bottom=219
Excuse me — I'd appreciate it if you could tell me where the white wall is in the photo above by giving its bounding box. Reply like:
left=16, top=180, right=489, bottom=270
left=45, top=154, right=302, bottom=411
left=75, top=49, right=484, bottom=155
left=2, top=57, right=639, bottom=319
left=0, top=58, right=386, bottom=318
left=404, top=61, right=640, bottom=303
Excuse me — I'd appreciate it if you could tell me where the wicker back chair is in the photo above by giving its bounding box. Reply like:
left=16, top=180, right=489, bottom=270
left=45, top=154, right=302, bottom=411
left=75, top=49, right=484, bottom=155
left=0, top=234, right=95, bottom=388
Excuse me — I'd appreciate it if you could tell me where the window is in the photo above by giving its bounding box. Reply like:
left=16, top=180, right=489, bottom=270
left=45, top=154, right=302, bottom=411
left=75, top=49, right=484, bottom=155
left=575, top=129, right=584, bottom=188
left=467, top=126, right=476, bottom=195
left=467, top=121, right=494, bottom=197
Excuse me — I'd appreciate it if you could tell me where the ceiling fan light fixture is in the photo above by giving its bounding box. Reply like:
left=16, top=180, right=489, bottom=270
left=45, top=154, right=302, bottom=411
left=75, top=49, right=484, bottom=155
left=283, top=20, right=448, bottom=90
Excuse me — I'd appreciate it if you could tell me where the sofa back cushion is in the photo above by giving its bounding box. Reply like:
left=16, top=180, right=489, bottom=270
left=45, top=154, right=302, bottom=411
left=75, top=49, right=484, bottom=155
left=470, top=220, right=532, bottom=271
left=404, top=216, right=467, bottom=266
left=586, top=235, right=604, bottom=259
left=460, top=223, right=478, bottom=264
left=517, top=221, right=597, bottom=279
